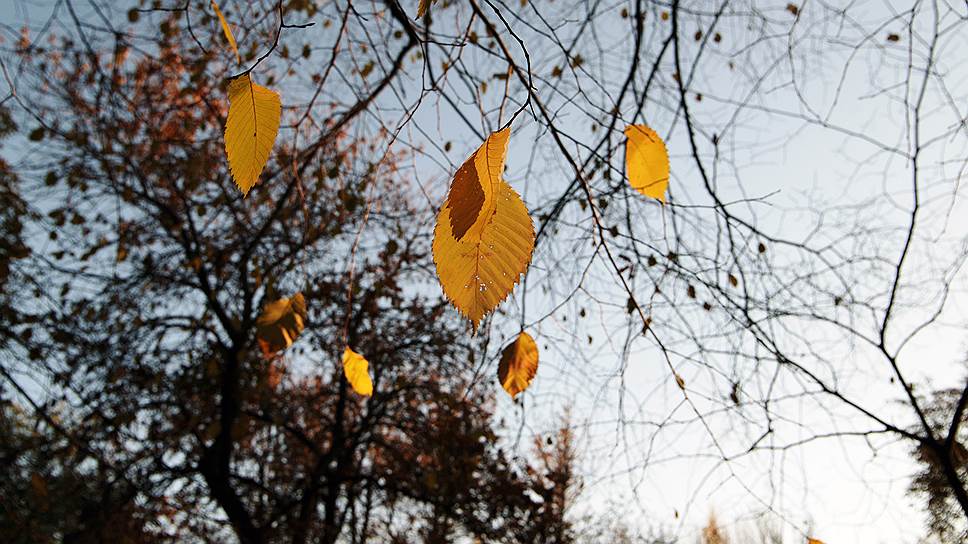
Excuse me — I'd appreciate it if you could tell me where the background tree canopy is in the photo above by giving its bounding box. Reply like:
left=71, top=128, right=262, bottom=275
left=0, top=0, right=966, bottom=543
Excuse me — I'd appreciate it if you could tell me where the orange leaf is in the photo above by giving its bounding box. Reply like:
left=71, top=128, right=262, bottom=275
left=624, top=124, right=670, bottom=202
left=447, top=157, right=485, bottom=241
left=416, top=0, right=437, bottom=19
left=432, top=128, right=534, bottom=331
left=255, top=293, right=306, bottom=357
left=224, top=74, right=281, bottom=196
left=498, top=332, right=539, bottom=398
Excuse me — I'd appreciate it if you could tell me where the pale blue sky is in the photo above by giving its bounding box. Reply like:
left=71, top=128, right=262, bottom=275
left=2, top=1, right=967, bottom=543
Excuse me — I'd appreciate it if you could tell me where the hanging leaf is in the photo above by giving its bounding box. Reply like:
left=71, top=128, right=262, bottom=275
left=416, top=0, right=437, bottom=19
left=211, top=0, right=241, bottom=64
left=497, top=332, right=539, bottom=398
left=255, top=293, right=306, bottom=358
left=624, top=124, right=670, bottom=202
left=432, top=128, right=535, bottom=331
left=342, top=347, right=373, bottom=397
left=224, top=73, right=281, bottom=196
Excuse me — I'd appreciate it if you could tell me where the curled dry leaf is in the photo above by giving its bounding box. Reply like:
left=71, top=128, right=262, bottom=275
left=624, top=124, right=670, bottom=202
left=255, top=292, right=306, bottom=358
left=224, top=73, right=281, bottom=196
left=432, top=128, right=535, bottom=331
left=674, top=373, right=686, bottom=390
left=498, top=332, right=539, bottom=398
left=211, top=0, right=240, bottom=64
left=342, top=347, right=373, bottom=397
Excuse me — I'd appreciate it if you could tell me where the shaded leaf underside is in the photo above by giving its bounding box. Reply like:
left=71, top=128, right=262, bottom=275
left=255, top=292, right=306, bottom=357
left=498, top=332, right=539, bottom=398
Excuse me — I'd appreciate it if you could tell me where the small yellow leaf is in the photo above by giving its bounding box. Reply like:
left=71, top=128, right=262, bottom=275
left=255, top=293, right=306, bottom=358
left=225, top=73, right=281, bottom=196
left=211, top=0, right=241, bottom=64
left=342, top=347, right=373, bottom=397
left=498, top=332, right=538, bottom=398
left=624, top=124, right=670, bottom=202
left=806, top=539, right=825, bottom=544
left=416, top=0, right=436, bottom=18
left=432, top=128, right=535, bottom=331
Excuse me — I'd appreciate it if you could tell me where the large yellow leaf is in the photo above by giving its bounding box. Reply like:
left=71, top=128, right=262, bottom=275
left=225, top=73, right=281, bottom=196
left=498, top=332, right=538, bottom=398
left=432, top=128, right=535, bottom=331
left=255, top=293, right=306, bottom=358
left=342, top=347, right=373, bottom=397
left=624, top=124, right=670, bottom=201
left=211, top=0, right=240, bottom=64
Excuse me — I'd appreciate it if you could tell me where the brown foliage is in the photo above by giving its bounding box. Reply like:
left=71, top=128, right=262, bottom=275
left=0, top=5, right=577, bottom=543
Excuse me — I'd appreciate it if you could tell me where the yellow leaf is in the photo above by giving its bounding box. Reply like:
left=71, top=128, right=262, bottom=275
left=498, top=332, right=539, bottom=398
left=342, top=347, right=373, bottom=397
left=624, top=124, right=670, bottom=202
left=211, top=0, right=240, bottom=64
left=416, top=0, right=436, bottom=19
left=255, top=293, right=306, bottom=358
left=225, top=73, right=281, bottom=196
left=432, top=128, right=535, bottom=331
left=807, top=540, right=825, bottom=544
